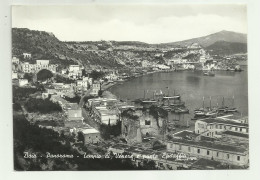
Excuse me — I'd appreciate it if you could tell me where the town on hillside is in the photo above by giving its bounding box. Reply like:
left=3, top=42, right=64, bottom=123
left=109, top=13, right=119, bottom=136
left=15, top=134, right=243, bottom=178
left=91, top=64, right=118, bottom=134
left=12, top=40, right=249, bottom=170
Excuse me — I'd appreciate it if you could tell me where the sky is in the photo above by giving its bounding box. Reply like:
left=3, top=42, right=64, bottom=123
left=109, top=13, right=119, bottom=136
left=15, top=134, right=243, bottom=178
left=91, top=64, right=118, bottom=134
left=12, top=4, right=247, bottom=44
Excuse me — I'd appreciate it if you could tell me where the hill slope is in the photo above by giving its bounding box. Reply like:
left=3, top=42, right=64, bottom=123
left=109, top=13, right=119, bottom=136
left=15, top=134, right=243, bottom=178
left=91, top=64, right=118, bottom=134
left=163, top=30, right=247, bottom=47
left=206, top=41, right=247, bottom=55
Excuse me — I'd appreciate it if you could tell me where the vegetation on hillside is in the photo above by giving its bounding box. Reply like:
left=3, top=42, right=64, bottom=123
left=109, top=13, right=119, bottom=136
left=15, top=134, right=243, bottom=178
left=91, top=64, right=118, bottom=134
left=25, top=98, right=62, bottom=114
left=37, top=69, right=53, bottom=81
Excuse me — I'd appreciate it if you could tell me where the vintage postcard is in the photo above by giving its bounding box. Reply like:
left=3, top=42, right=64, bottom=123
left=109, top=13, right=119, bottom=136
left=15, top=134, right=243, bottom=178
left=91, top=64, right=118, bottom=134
left=12, top=4, right=248, bottom=171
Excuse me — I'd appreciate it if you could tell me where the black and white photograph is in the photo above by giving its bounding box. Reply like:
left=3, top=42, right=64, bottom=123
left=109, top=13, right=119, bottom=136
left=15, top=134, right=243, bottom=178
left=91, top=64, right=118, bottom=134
left=9, top=3, right=251, bottom=171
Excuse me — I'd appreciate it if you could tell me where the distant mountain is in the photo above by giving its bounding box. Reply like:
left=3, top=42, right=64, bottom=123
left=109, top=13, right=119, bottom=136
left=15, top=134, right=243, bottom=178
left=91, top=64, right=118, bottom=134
left=163, top=30, right=247, bottom=47
left=206, top=41, right=247, bottom=55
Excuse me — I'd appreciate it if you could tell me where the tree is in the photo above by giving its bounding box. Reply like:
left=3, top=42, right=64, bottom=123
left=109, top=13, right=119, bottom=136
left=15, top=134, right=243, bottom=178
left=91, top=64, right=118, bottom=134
left=37, top=69, right=53, bottom=81
left=24, top=73, right=34, bottom=82
left=77, top=132, right=85, bottom=144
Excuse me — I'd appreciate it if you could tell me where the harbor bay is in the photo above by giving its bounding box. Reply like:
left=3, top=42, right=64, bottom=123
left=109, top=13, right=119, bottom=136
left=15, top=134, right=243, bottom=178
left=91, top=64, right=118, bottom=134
left=110, top=67, right=248, bottom=127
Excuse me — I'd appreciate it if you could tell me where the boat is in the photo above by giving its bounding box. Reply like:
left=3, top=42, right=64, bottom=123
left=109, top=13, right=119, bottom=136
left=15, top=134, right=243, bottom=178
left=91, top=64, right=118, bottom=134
left=224, top=107, right=238, bottom=112
left=170, top=101, right=185, bottom=107
left=203, top=71, right=215, bottom=76
left=194, top=111, right=205, bottom=116
left=163, top=95, right=181, bottom=100
left=142, top=99, right=157, bottom=103
left=173, top=107, right=189, bottom=114
left=205, top=110, right=218, bottom=116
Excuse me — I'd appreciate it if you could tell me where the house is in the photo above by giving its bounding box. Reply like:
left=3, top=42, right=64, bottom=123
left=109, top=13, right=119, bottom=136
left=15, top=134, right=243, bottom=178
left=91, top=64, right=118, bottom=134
left=194, top=117, right=249, bottom=139
left=65, top=106, right=84, bottom=128
left=92, top=106, right=119, bottom=125
left=22, top=53, right=31, bottom=59
left=12, top=72, right=18, bottom=79
left=167, top=139, right=249, bottom=166
left=81, top=128, right=101, bottom=144
left=12, top=57, right=20, bottom=64
left=18, top=79, right=28, bottom=86
left=142, top=60, right=149, bottom=68
left=90, top=82, right=101, bottom=96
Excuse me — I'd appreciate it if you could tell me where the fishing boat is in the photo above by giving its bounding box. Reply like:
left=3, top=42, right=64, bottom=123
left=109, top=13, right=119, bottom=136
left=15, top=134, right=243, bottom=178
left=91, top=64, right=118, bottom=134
left=170, top=101, right=185, bottom=107
left=173, top=107, right=189, bottom=114
left=163, top=95, right=181, bottom=100
left=194, top=111, right=205, bottom=116
left=205, top=110, right=218, bottom=116
left=224, top=107, right=238, bottom=112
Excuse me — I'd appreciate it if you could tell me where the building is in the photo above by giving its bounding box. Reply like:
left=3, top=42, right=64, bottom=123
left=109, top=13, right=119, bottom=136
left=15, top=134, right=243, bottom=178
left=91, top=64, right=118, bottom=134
left=21, top=61, right=57, bottom=73
left=68, top=65, right=82, bottom=79
left=65, top=105, right=84, bottom=128
left=194, top=117, right=249, bottom=139
left=22, top=53, right=31, bottom=59
left=167, top=139, right=249, bottom=166
left=12, top=72, right=18, bottom=79
left=90, top=82, right=101, bottom=96
left=81, top=128, right=101, bottom=144
left=12, top=57, right=20, bottom=64
left=92, top=106, right=119, bottom=125
left=18, top=79, right=28, bottom=86
left=142, top=60, right=149, bottom=68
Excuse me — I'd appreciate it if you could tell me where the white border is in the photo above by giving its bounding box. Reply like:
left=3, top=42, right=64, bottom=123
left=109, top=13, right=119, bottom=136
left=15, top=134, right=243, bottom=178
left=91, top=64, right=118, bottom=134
left=1, top=0, right=260, bottom=180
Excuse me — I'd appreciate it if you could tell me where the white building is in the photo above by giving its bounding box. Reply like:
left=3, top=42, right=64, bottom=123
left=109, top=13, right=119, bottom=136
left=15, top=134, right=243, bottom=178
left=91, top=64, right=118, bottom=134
left=167, top=139, right=249, bottom=166
left=23, top=53, right=31, bottom=59
left=195, top=117, right=248, bottom=139
left=18, top=79, right=28, bottom=86
left=12, top=57, right=20, bottom=64
left=12, top=72, right=18, bottom=79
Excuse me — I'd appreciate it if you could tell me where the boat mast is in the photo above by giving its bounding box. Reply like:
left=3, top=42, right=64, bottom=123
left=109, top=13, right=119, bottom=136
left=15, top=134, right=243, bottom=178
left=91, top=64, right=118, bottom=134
left=210, top=96, right=212, bottom=110
left=222, top=97, right=225, bottom=107
left=203, top=96, right=205, bottom=109
left=232, top=95, right=235, bottom=107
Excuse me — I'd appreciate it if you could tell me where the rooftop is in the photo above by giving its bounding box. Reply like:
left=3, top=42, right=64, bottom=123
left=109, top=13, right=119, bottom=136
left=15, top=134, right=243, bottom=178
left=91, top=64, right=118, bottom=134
left=199, top=118, right=248, bottom=127
left=173, top=130, right=200, bottom=140
left=168, top=139, right=247, bottom=154
left=81, top=128, right=99, bottom=134
left=222, top=131, right=249, bottom=138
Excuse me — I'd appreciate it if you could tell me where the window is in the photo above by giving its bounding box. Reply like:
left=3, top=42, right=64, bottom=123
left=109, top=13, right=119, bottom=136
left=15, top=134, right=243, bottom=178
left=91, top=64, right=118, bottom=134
left=188, top=146, right=191, bottom=152
left=207, top=133, right=209, bottom=136
left=170, top=144, right=173, bottom=148
left=216, top=125, right=218, bottom=129
left=240, top=128, right=242, bottom=132
left=235, top=127, right=238, bottom=131
left=145, top=120, right=151, bottom=125
left=246, top=129, right=249, bottom=133
left=227, top=154, right=229, bottom=159
left=237, top=156, right=240, bottom=161
left=197, top=149, right=200, bottom=154
left=216, top=152, right=219, bottom=157
left=179, top=145, right=182, bottom=150
left=207, top=150, right=210, bottom=155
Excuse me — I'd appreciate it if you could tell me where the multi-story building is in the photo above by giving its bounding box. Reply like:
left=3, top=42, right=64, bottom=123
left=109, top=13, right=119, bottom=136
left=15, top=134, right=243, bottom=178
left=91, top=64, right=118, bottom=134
left=22, top=53, right=31, bottom=59
left=166, top=139, right=249, bottom=166
left=80, top=128, right=101, bottom=144
left=90, top=82, right=101, bottom=96
left=195, top=117, right=248, bottom=139
left=21, top=60, right=57, bottom=73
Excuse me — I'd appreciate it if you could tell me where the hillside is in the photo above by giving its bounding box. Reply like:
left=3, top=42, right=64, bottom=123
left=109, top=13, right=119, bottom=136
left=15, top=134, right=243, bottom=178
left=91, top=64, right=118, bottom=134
left=163, top=30, right=247, bottom=47
left=206, top=41, right=247, bottom=55
left=12, top=28, right=247, bottom=68
left=12, top=28, right=165, bottom=68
